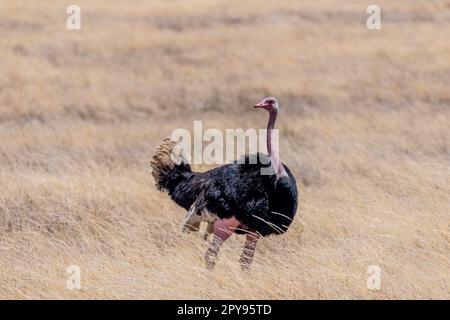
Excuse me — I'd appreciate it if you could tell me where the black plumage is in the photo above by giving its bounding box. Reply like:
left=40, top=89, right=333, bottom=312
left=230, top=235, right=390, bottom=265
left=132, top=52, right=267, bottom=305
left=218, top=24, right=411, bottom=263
left=157, top=153, right=297, bottom=236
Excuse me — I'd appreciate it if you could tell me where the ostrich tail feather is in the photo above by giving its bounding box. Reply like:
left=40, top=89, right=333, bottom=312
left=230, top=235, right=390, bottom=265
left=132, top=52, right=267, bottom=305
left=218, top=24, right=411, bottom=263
left=150, top=137, right=191, bottom=191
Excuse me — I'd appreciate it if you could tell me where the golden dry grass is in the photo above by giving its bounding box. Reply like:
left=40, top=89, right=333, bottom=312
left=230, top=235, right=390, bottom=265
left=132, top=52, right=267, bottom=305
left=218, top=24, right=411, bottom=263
left=0, top=0, right=449, bottom=299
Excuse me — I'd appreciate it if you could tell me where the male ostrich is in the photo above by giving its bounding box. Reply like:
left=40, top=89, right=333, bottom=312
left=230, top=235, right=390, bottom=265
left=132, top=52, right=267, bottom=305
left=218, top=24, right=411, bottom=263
left=150, top=97, right=298, bottom=269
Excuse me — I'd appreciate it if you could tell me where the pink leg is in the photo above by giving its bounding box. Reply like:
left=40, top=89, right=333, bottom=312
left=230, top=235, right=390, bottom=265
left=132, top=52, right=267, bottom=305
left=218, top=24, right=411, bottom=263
left=239, top=233, right=260, bottom=270
left=205, top=217, right=240, bottom=270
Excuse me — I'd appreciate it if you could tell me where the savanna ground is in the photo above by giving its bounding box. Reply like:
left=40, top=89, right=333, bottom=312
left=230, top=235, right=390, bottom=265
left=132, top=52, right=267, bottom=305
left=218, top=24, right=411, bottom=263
left=0, top=0, right=449, bottom=299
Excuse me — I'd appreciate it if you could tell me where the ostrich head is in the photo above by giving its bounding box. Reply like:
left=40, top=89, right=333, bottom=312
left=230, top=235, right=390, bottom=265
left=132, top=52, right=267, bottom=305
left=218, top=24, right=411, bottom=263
left=254, top=97, right=279, bottom=112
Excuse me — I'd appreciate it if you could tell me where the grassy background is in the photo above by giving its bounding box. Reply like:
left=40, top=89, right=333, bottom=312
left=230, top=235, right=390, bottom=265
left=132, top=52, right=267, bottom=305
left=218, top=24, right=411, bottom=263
left=0, top=0, right=449, bottom=299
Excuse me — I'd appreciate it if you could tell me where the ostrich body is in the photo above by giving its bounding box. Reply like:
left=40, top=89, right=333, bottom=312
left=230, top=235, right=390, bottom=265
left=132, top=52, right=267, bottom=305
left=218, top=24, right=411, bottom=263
left=150, top=97, right=298, bottom=269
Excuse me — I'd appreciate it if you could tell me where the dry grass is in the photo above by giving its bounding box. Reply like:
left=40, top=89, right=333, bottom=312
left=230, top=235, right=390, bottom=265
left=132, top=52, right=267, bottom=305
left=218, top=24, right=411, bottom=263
left=0, top=0, right=449, bottom=299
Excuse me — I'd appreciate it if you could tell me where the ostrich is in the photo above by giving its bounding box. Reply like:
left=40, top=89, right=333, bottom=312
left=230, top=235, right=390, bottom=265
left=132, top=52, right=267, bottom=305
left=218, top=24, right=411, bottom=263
left=150, top=97, right=298, bottom=269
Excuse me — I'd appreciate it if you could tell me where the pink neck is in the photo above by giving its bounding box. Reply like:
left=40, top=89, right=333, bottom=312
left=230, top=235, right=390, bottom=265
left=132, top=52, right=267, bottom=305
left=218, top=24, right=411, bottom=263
left=267, top=110, right=286, bottom=177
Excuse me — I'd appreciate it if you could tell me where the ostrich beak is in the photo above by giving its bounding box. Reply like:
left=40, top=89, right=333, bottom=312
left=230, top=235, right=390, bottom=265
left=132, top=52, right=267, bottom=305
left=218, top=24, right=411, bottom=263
left=254, top=101, right=268, bottom=109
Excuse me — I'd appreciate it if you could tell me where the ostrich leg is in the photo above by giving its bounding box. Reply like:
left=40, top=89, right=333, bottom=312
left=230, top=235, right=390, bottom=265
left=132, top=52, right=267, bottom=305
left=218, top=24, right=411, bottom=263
left=203, top=222, right=214, bottom=240
left=205, top=217, right=240, bottom=270
left=239, top=233, right=260, bottom=270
